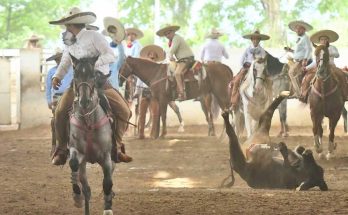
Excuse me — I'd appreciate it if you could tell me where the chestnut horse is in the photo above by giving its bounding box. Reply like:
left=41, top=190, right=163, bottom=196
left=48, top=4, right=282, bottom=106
left=119, top=56, right=233, bottom=138
left=309, top=45, right=345, bottom=160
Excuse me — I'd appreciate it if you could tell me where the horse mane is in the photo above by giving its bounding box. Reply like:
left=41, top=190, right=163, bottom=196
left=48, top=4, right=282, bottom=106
left=314, top=45, right=329, bottom=63
left=265, top=52, right=284, bottom=76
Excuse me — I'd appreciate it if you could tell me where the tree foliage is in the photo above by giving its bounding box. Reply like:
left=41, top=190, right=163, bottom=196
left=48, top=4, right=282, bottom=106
left=0, top=0, right=83, bottom=48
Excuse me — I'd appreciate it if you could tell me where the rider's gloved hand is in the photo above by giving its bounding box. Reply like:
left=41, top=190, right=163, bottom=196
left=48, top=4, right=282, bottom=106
left=52, top=77, right=61, bottom=90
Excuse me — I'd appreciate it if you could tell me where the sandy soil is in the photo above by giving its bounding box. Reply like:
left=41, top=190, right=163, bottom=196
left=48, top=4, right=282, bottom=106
left=1, top=124, right=348, bottom=215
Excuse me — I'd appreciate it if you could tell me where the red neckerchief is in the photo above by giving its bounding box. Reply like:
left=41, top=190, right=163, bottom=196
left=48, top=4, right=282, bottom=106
left=168, top=40, right=172, bottom=48
left=127, top=41, right=133, bottom=48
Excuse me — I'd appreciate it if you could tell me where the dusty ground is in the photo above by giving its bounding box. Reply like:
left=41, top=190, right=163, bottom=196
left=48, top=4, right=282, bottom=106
left=1, top=124, right=348, bottom=215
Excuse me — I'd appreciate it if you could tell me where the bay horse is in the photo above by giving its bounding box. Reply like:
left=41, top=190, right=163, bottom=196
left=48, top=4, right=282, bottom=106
left=69, top=55, right=115, bottom=215
left=309, top=45, right=345, bottom=160
left=119, top=56, right=233, bottom=138
left=234, top=56, right=273, bottom=138
left=222, top=91, right=328, bottom=191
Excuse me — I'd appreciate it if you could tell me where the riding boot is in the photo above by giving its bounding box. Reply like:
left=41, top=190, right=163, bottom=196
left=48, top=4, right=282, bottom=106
left=52, top=88, right=74, bottom=165
left=230, top=68, right=248, bottom=109
left=104, top=88, right=133, bottom=163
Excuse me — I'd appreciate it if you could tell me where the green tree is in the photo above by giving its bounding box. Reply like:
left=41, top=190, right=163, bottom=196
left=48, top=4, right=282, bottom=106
left=118, top=0, right=194, bottom=45
left=0, top=0, right=83, bottom=48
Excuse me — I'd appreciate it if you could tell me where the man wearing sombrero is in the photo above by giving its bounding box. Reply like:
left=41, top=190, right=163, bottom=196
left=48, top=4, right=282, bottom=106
left=156, top=25, right=194, bottom=100
left=49, top=7, right=132, bottom=165
left=103, top=17, right=126, bottom=89
left=24, top=34, right=43, bottom=49
left=125, top=27, right=143, bottom=57
left=45, top=48, right=73, bottom=155
left=286, top=20, right=313, bottom=98
left=200, top=28, right=229, bottom=64
left=230, top=30, right=269, bottom=109
left=300, top=29, right=348, bottom=102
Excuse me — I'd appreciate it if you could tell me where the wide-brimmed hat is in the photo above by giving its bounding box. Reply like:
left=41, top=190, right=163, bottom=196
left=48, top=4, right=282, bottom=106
left=156, top=25, right=180, bottom=37
left=26, top=34, right=43, bottom=41
left=310, top=29, right=339, bottom=43
left=288, top=20, right=313, bottom=32
left=46, top=48, right=63, bottom=61
left=86, top=24, right=99, bottom=31
left=206, top=28, right=223, bottom=39
left=103, top=17, right=126, bottom=42
left=140, top=45, right=166, bottom=62
left=49, top=7, right=96, bottom=25
left=242, top=30, right=270, bottom=40
left=125, top=28, right=144, bottom=39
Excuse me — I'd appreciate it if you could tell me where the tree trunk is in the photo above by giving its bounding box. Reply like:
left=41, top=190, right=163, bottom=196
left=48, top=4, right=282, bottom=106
left=260, top=0, right=283, bottom=47
left=5, top=3, right=12, bottom=40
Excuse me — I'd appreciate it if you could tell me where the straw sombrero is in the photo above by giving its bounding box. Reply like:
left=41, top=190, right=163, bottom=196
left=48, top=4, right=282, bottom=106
left=156, top=25, right=180, bottom=37
left=26, top=34, right=43, bottom=41
left=49, top=7, right=96, bottom=25
left=288, top=20, right=313, bottom=32
left=140, top=45, right=166, bottom=62
left=206, top=28, right=223, bottom=39
left=86, top=24, right=99, bottom=31
left=103, top=17, right=126, bottom=42
left=242, top=30, right=270, bottom=40
left=46, top=48, right=63, bottom=61
left=126, top=28, right=144, bottom=39
left=310, top=30, right=339, bottom=43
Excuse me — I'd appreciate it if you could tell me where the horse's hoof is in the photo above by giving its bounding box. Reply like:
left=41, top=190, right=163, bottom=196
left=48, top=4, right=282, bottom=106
left=282, top=132, right=289, bottom=138
left=103, top=209, right=113, bottom=215
left=318, top=153, right=325, bottom=160
left=280, top=91, right=290, bottom=97
left=326, top=152, right=334, bottom=160
left=178, top=125, right=185, bottom=133
left=276, top=131, right=283, bottom=138
left=73, top=193, right=84, bottom=208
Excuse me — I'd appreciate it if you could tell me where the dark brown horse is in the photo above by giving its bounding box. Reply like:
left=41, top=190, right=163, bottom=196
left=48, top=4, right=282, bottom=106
left=309, top=45, right=345, bottom=160
left=119, top=56, right=233, bottom=138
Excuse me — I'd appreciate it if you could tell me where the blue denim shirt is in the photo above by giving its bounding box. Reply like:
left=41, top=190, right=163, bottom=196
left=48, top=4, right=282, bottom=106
left=46, top=66, right=73, bottom=104
left=108, top=42, right=125, bottom=89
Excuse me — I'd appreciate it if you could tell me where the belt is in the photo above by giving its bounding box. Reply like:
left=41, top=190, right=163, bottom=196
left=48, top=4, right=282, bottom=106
left=54, top=93, right=63, bottom=96
left=205, top=60, right=221, bottom=64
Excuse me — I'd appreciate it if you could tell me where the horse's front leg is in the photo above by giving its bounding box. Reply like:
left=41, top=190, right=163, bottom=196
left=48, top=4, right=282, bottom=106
left=327, top=112, right=340, bottom=160
left=101, top=155, right=115, bottom=215
left=159, top=100, right=168, bottom=138
left=311, top=110, right=324, bottom=156
left=150, top=99, right=160, bottom=139
left=69, top=149, right=84, bottom=208
left=79, top=161, right=91, bottom=215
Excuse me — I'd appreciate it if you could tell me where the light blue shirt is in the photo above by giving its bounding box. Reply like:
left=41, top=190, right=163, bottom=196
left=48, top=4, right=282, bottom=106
left=46, top=66, right=73, bottom=104
left=108, top=42, right=125, bottom=89
left=240, top=44, right=266, bottom=66
left=124, top=40, right=142, bottom=57
left=293, top=34, right=312, bottom=61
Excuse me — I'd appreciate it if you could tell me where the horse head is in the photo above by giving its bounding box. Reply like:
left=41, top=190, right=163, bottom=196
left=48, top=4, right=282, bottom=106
left=253, top=55, right=269, bottom=92
left=70, top=54, right=98, bottom=110
left=119, top=56, right=134, bottom=87
left=314, top=45, right=330, bottom=79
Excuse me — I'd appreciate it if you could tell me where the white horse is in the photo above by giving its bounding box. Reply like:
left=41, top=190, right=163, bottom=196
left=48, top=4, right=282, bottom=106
left=235, top=56, right=273, bottom=138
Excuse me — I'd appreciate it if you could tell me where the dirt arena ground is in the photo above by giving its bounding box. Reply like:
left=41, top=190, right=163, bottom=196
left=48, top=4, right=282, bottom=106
left=1, top=124, right=348, bottom=215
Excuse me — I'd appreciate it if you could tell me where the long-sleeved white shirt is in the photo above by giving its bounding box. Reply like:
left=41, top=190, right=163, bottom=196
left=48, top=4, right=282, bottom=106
left=293, top=34, right=312, bottom=61
left=124, top=40, right=142, bottom=57
left=306, top=45, right=340, bottom=70
left=200, top=39, right=229, bottom=62
left=53, top=29, right=116, bottom=80
left=240, top=44, right=266, bottom=66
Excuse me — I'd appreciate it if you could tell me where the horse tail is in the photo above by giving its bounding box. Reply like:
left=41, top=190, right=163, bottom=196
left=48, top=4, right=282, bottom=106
left=211, top=94, right=220, bottom=121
